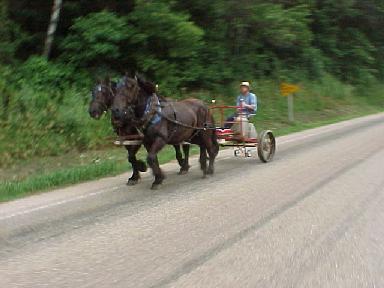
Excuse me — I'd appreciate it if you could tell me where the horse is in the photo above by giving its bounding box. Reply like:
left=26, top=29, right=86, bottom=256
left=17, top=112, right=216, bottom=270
left=111, top=75, right=219, bottom=190
left=88, top=78, right=191, bottom=186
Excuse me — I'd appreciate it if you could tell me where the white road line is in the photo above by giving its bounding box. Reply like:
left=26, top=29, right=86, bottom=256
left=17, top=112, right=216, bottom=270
left=0, top=186, right=120, bottom=221
left=1, top=114, right=383, bottom=221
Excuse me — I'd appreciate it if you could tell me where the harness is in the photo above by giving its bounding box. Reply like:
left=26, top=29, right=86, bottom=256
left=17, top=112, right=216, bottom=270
left=144, top=94, right=162, bottom=126
left=138, top=96, right=216, bottom=131
left=93, top=84, right=114, bottom=112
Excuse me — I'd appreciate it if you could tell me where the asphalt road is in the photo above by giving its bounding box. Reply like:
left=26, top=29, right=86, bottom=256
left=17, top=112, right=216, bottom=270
left=1, top=113, right=384, bottom=288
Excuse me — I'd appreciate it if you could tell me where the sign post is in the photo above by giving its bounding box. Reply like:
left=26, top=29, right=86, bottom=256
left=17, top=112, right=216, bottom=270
left=280, top=83, right=300, bottom=123
left=287, top=94, right=294, bottom=122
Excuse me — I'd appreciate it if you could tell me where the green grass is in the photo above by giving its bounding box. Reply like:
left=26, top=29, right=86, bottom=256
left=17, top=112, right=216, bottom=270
left=0, top=161, right=119, bottom=202
left=0, top=145, right=200, bottom=202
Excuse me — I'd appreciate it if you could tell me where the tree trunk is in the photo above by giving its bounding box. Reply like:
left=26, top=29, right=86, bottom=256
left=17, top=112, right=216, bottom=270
left=43, top=0, right=62, bottom=59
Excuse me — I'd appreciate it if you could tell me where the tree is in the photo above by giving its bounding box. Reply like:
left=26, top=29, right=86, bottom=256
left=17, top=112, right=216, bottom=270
left=43, top=0, right=63, bottom=58
left=0, top=0, right=24, bottom=63
left=60, top=10, right=128, bottom=73
left=125, top=0, right=205, bottom=91
left=311, top=0, right=378, bottom=82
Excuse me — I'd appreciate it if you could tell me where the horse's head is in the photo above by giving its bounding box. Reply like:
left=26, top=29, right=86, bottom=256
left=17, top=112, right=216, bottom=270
left=89, top=78, right=116, bottom=120
left=111, top=75, right=157, bottom=125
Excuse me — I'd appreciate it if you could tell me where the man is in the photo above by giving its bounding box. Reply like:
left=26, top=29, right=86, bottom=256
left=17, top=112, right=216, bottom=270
left=225, top=81, right=257, bottom=128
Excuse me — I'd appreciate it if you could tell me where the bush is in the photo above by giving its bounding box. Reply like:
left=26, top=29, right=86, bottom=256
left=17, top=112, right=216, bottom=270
left=17, top=56, right=75, bottom=91
left=60, top=10, right=128, bottom=71
left=0, top=63, right=112, bottom=167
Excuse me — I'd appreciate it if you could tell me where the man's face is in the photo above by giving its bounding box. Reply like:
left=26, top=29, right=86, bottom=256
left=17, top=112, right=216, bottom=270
left=240, top=85, right=249, bottom=95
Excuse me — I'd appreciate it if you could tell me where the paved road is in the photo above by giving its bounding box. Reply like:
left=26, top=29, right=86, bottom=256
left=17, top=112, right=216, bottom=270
left=1, top=113, right=384, bottom=288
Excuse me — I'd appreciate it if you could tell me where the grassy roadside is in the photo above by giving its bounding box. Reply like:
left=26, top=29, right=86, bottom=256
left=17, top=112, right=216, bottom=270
left=1, top=108, right=382, bottom=202
left=0, top=145, right=200, bottom=202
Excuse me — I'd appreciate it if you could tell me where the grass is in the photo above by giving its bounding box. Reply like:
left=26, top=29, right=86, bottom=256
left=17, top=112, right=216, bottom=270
left=0, top=145, right=200, bottom=202
left=0, top=162, right=119, bottom=202
left=1, top=76, right=383, bottom=202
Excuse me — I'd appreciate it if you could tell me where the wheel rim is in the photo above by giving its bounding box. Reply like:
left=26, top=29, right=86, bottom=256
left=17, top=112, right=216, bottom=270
left=258, top=131, right=275, bottom=162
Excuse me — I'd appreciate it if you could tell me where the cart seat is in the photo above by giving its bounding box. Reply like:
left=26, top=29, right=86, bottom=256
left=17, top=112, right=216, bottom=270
left=216, top=128, right=233, bottom=136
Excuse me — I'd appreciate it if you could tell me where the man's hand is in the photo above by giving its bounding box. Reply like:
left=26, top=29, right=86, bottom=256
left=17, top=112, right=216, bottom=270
left=243, top=104, right=255, bottom=111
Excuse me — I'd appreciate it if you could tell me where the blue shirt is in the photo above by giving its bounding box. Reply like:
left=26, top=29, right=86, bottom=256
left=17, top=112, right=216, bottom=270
left=236, top=92, right=257, bottom=114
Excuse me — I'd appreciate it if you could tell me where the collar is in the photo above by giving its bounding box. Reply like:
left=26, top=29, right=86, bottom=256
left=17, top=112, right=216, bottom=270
left=143, top=94, right=162, bottom=126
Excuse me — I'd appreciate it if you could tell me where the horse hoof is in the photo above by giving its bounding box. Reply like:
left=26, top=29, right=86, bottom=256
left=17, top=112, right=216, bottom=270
left=127, top=179, right=139, bottom=186
left=178, top=169, right=189, bottom=175
left=151, top=183, right=161, bottom=190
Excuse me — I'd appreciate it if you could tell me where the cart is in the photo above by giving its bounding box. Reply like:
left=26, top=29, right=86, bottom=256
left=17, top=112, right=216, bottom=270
left=210, top=105, right=276, bottom=163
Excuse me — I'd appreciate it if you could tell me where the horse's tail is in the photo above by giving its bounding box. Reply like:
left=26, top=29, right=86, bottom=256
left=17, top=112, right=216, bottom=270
left=207, top=111, right=219, bottom=156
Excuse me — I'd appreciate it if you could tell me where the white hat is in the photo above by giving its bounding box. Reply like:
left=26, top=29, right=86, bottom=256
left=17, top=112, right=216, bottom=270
left=240, top=81, right=250, bottom=88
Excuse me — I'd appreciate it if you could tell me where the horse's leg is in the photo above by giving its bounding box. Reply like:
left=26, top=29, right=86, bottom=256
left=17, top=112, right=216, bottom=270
left=145, top=138, right=167, bottom=190
left=125, top=144, right=147, bottom=186
left=205, top=132, right=219, bottom=175
left=199, top=145, right=208, bottom=178
left=173, top=145, right=184, bottom=174
left=177, top=144, right=190, bottom=175
left=180, top=144, right=191, bottom=174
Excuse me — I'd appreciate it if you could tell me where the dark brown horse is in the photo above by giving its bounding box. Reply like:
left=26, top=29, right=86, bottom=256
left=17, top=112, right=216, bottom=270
left=111, top=76, right=219, bottom=189
left=88, top=78, right=191, bottom=186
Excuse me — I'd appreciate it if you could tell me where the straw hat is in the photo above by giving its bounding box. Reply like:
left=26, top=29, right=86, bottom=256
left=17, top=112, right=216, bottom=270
left=240, top=81, right=250, bottom=88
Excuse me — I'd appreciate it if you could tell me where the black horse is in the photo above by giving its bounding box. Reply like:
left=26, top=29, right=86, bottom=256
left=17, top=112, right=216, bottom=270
left=88, top=78, right=191, bottom=186
left=112, top=76, right=219, bottom=189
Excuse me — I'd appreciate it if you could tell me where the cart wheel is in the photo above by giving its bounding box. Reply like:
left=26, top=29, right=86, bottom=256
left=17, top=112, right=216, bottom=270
left=257, top=130, right=276, bottom=163
left=245, top=149, right=252, bottom=158
left=234, top=149, right=240, bottom=157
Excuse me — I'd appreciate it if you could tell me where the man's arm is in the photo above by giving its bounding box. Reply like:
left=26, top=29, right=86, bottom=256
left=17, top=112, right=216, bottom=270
left=236, top=95, right=241, bottom=107
left=244, top=94, right=257, bottom=113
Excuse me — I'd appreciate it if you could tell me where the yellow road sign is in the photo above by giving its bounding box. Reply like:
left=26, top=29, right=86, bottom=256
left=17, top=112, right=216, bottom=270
left=280, top=83, right=300, bottom=96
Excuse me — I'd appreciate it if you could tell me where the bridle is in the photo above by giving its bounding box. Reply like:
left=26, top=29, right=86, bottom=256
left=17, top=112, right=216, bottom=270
left=92, top=84, right=115, bottom=112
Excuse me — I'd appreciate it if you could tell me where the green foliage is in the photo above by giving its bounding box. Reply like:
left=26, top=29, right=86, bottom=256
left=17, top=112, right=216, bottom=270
left=0, top=0, right=383, bottom=169
left=0, top=60, right=112, bottom=165
left=17, top=56, right=75, bottom=90
left=3, top=0, right=384, bottom=85
left=60, top=10, right=129, bottom=71
left=0, top=0, right=25, bottom=63
left=0, top=161, right=119, bottom=202
left=125, top=0, right=204, bottom=92
left=311, top=0, right=380, bottom=82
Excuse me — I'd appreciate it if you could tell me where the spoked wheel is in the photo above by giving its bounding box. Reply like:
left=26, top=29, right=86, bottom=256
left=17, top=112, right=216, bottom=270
left=257, top=130, right=276, bottom=163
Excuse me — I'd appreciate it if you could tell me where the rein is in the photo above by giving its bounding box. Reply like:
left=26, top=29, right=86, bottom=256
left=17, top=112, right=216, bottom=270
left=154, top=108, right=216, bottom=131
left=132, top=94, right=215, bottom=131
